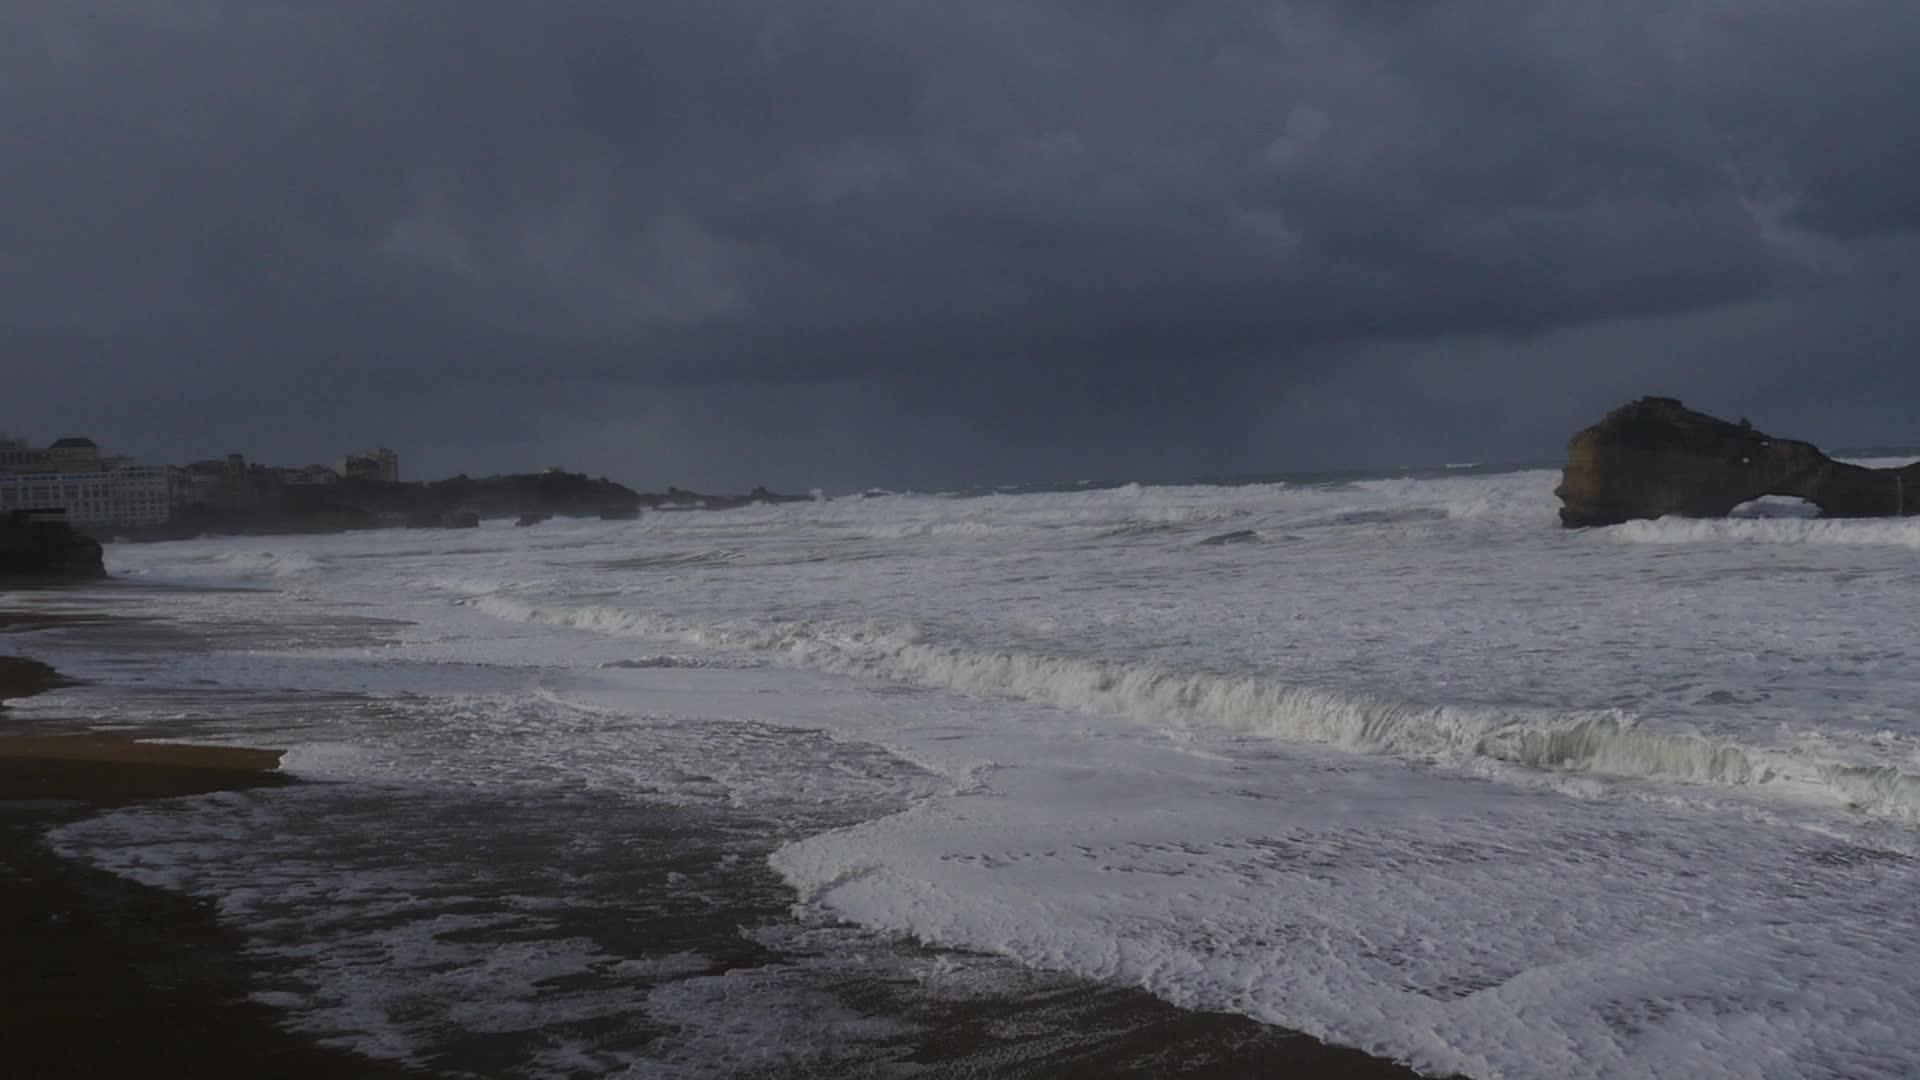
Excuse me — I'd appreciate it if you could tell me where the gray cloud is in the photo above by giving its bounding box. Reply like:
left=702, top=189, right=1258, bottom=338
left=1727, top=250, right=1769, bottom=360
left=4, top=1, right=1917, bottom=488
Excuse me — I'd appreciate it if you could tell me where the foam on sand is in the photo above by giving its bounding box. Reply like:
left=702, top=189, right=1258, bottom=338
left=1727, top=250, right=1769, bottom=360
left=770, top=729, right=1920, bottom=1080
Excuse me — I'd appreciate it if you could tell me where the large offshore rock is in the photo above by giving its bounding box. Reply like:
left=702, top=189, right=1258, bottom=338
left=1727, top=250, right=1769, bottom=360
left=1555, top=398, right=1920, bottom=527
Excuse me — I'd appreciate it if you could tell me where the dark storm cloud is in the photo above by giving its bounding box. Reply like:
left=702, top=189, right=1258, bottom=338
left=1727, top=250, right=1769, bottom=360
left=4, top=1, right=1918, bottom=486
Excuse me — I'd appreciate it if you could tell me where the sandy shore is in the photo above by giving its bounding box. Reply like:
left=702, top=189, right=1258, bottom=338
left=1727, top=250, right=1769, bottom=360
left=0, top=677, right=434, bottom=1077
left=0, top=733, right=1434, bottom=1080
left=3, top=609, right=1447, bottom=1078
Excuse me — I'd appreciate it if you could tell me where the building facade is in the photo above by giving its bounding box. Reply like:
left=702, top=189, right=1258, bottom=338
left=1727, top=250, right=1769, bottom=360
left=0, top=433, right=52, bottom=473
left=47, top=436, right=103, bottom=471
left=0, top=436, right=174, bottom=527
left=339, top=447, right=400, bottom=484
left=3, top=434, right=398, bottom=527
left=108, top=465, right=173, bottom=525
left=0, top=472, right=111, bottom=523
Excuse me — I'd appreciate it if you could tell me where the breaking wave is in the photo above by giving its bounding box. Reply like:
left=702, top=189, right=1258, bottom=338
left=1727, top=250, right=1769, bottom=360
left=1608, top=517, right=1920, bottom=548
left=456, top=591, right=1920, bottom=819
left=598, top=655, right=720, bottom=669
left=844, top=521, right=1029, bottom=541
left=192, top=550, right=328, bottom=578
left=1196, top=528, right=1265, bottom=546
left=598, top=549, right=744, bottom=570
left=1092, top=521, right=1189, bottom=540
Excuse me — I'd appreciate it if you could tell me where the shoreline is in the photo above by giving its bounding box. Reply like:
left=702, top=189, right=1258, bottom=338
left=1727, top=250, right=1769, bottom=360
left=0, top=660, right=434, bottom=1078
left=3, top=612, right=1448, bottom=1078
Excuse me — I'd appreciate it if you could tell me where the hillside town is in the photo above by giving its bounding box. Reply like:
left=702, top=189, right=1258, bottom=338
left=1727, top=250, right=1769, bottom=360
left=0, top=433, right=399, bottom=529
left=0, top=432, right=812, bottom=548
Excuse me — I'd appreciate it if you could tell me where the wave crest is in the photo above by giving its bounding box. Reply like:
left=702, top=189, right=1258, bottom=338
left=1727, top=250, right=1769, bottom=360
left=455, top=589, right=1920, bottom=818
left=1608, top=517, right=1920, bottom=548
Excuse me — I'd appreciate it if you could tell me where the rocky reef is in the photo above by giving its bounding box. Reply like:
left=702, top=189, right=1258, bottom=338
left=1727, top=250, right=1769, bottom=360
left=0, top=511, right=107, bottom=579
left=1556, top=398, right=1920, bottom=527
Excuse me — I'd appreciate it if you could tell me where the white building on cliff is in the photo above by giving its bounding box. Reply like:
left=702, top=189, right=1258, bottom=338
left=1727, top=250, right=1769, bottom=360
left=0, top=435, right=174, bottom=527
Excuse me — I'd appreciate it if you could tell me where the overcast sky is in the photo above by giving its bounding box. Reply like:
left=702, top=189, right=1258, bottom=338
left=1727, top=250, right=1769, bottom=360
left=5, top=2, right=1917, bottom=490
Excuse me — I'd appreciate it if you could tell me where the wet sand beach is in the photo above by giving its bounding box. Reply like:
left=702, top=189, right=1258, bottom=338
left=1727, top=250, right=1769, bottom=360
left=0, top=730, right=434, bottom=1078
left=4, top=606, right=1444, bottom=1078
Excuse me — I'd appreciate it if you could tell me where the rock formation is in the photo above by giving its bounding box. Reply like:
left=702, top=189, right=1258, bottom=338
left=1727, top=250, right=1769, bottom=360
left=0, top=511, right=107, bottom=578
left=1556, top=398, right=1920, bottom=527
left=403, top=510, right=481, bottom=529
left=0, top=656, right=66, bottom=703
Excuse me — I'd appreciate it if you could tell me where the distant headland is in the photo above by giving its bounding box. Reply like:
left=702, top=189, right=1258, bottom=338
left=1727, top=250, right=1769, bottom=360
left=0, top=433, right=812, bottom=543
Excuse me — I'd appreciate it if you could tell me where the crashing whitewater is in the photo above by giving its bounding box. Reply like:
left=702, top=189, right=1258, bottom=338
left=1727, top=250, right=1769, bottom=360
left=43, top=462, right=1920, bottom=1078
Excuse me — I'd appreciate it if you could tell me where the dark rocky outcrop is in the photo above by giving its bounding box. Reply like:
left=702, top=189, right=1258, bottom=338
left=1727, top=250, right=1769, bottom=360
left=0, top=511, right=107, bottom=579
left=0, top=656, right=68, bottom=703
left=640, top=485, right=814, bottom=512
left=747, top=485, right=814, bottom=505
left=404, top=510, right=480, bottom=529
left=1556, top=398, right=1920, bottom=527
left=401, top=472, right=640, bottom=520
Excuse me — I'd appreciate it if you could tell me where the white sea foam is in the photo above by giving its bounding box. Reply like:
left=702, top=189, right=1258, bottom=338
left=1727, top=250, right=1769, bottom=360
left=52, top=463, right=1920, bottom=1077
left=1608, top=515, right=1920, bottom=548
left=162, top=548, right=329, bottom=578
left=1729, top=494, right=1821, bottom=519
left=770, top=751, right=1920, bottom=1080
left=450, top=590, right=1920, bottom=818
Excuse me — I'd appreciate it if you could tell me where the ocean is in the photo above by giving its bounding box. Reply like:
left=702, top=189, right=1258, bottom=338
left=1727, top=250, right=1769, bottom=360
left=12, top=461, right=1920, bottom=1078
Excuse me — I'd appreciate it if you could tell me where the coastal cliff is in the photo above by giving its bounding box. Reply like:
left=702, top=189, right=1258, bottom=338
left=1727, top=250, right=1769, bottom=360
left=1556, top=398, right=1920, bottom=527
